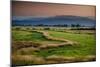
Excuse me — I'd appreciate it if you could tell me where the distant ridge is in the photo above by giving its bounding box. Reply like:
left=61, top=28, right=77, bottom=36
left=12, top=15, right=96, bottom=27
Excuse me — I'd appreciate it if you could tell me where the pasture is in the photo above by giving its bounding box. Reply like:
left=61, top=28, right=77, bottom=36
left=12, top=26, right=96, bottom=66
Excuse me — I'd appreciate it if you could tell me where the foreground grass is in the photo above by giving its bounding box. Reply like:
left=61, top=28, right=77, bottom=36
left=12, top=30, right=63, bottom=44
left=42, top=31, right=96, bottom=56
left=12, top=29, right=96, bottom=66
left=12, top=30, right=96, bottom=57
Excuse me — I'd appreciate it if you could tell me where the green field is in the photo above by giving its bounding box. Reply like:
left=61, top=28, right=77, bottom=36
left=12, top=30, right=63, bottom=44
left=12, top=27, right=96, bottom=66
left=42, top=31, right=95, bottom=56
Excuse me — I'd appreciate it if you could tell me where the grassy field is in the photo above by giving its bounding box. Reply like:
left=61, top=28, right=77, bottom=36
left=38, top=31, right=95, bottom=56
left=12, top=27, right=96, bottom=66
left=12, top=30, right=63, bottom=44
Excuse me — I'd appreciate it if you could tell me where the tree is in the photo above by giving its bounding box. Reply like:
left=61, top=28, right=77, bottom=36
left=63, top=24, right=68, bottom=27
left=76, top=24, right=80, bottom=27
left=37, top=24, right=44, bottom=26
left=71, top=24, right=75, bottom=27
left=44, top=27, right=50, bottom=30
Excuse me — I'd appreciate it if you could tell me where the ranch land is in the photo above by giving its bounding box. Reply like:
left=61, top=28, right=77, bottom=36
left=12, top=26, right=96, bottom=66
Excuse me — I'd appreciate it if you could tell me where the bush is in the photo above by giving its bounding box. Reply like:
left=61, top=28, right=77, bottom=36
left=44, top=28, right=50, bottom=30
left=15, top=27, right=21, bottom=30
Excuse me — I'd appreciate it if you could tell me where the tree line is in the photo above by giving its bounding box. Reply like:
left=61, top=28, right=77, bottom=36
left=12, top=24, right=83, bottom=27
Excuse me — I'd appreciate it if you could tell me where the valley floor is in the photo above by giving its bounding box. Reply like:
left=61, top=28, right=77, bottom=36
left=12, top=27, right=96, bottom=66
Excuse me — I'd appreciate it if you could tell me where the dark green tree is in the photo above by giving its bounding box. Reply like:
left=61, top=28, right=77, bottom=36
left=71, top=24, right=75, bottom=27
left=76, top=24, right=81, bottom=27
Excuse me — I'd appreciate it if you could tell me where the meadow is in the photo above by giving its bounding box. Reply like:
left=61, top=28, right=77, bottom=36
left=12, top=26, right=96, bottom=66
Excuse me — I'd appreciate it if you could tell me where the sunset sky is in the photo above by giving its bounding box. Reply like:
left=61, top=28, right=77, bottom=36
left=12, top=1, right=96, bottom=17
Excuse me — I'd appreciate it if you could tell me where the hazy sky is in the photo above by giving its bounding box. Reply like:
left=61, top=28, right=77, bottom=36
left=12, top=1, right=96, bottom=17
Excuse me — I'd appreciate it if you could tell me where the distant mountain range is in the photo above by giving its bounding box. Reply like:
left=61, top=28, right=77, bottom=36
left=12, top=15, right=96, bottom=27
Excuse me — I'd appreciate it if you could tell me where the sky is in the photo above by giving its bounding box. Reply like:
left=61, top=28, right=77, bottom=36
left=12, top=1, right=96, bottom=17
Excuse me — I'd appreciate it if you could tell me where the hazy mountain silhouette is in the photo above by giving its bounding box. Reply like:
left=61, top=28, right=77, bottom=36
left=12, top=15, right=96, bottom=27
